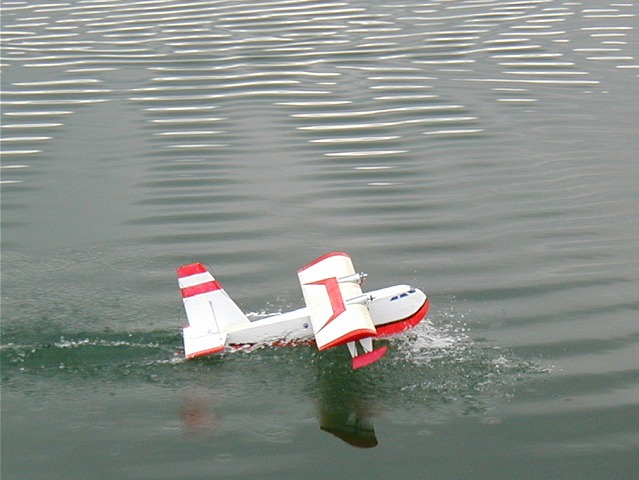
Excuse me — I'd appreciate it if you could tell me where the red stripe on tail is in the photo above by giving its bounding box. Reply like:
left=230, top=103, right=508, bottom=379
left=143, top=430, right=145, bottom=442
left=177, top=263, right=208, bottom=278
left=181, top=280, right=222, bottom=298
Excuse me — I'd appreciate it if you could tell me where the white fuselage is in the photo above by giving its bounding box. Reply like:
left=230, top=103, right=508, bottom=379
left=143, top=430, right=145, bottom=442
left=226, top=285, right=427, bottom=346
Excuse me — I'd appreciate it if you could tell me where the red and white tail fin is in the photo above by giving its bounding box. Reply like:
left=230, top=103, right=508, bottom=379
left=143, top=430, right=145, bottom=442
left=177, top=263, right=250, bottom=359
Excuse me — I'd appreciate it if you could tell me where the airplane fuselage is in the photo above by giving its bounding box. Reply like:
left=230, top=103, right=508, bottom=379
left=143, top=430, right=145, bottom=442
left=225, top=285, right=429, bottom=347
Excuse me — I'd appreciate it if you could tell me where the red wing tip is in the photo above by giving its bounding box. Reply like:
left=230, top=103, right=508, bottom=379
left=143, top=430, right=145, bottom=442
left=297, top=251, right=351, bottom=273
left=185, top=346, right=225, bottom=359
left=352, top=346, right=388, bottom=370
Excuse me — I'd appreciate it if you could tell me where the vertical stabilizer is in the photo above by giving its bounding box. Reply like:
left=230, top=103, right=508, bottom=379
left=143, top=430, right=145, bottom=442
left=177, top=263, right=250, bottom=358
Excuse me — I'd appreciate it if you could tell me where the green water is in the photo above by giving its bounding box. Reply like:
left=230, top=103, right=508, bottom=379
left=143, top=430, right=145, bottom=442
left=2, top=1, right=638, bottom=478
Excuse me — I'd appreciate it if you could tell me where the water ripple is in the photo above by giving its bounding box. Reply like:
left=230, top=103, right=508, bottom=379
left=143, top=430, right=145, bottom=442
left=1, top=3, right=637, bottom=465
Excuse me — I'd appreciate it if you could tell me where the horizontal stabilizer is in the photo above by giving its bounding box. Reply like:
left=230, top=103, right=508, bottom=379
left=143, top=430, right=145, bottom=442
left=183, top=327, right=226, bottom=359
left=177, top=263, right=249, bottom=359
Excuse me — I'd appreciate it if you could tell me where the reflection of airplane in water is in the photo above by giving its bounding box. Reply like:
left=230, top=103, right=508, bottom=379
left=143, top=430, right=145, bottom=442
left=313, top=350, right=383, bottom=448
left=318, top=391, right=379, bottom=448
left=179, top=387, right=380, bottom=448
left=178, top=252, right=429, bottom=369
left=178, top=374, right=382, bottom=448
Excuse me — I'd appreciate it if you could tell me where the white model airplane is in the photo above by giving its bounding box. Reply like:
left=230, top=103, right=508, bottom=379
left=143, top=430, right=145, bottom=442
left=177, top=252, right=429, bottom=369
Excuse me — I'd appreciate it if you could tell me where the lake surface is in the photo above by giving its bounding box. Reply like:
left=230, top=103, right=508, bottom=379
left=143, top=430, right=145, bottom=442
left=1, top=1, right=638, bottom=478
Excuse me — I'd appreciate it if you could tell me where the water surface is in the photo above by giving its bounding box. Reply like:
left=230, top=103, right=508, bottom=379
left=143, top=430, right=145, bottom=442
left=2, top=1, right=638, bottom=479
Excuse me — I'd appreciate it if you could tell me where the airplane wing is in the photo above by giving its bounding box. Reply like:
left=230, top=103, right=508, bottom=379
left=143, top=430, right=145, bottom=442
left=297, top=252, right=388, bottom=369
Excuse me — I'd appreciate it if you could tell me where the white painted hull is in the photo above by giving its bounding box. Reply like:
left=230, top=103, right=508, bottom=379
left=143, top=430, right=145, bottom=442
left=226, top=285, right=429, bottom=347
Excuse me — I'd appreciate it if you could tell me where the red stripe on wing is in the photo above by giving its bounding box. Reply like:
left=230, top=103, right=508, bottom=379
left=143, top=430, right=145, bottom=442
left=306, top=277, right=347, bottom=334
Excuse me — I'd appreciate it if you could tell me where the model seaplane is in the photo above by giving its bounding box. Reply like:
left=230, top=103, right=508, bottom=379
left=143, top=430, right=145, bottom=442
left=177, top=252, right=429, bottom=369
